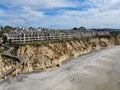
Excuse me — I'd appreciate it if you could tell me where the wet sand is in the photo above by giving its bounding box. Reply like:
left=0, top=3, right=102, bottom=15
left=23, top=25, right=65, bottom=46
left=96, top=52, right=120, bottom=90
left=0, top=46, right=120, bottom=90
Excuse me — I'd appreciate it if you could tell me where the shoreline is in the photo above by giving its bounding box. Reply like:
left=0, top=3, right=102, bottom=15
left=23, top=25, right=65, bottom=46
left=95, top=54, right=120, bottom=90
left=0, top=46, right=120, bottom=90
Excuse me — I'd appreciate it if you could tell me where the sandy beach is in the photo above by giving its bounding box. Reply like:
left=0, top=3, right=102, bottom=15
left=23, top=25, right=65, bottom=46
left=0, top=46, right=120, bottom=90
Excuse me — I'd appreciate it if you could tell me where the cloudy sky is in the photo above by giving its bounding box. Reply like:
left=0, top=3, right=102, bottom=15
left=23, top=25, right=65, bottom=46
left=0, top=0, right=120, bottom=29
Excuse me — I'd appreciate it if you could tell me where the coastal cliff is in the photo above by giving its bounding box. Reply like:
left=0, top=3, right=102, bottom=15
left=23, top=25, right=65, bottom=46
left=0, top=35, right=120, bottom=75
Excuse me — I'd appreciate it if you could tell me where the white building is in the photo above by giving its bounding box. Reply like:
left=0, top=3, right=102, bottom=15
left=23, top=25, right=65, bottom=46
left=6, top=28, right=110, bottom=43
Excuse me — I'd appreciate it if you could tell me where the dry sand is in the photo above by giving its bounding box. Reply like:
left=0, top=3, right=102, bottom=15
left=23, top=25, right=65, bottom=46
left=0, top=46, right=120, bottom=90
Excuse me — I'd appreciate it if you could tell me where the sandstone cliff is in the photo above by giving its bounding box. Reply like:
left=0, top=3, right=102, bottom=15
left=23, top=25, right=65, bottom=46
left=0, top=36, right=120, bottom=75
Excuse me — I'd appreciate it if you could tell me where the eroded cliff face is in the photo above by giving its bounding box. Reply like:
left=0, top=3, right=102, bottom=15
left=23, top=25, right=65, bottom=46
left=0, top=36, right=120, bottom=75
left=16, top=36, right=120, bottom=73
left=0, top=55, right=18, bottom=75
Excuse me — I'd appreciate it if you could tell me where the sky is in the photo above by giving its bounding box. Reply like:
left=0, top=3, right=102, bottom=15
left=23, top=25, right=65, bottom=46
left=0, top=0, right=120, bottom=29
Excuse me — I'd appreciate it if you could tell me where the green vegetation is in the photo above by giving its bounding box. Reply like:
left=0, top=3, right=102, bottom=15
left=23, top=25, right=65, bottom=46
left=11, top=41, right=44, bottom=45
left=0, top=46, right=8, bottom=53
left=92, top=35, right=118, bottom=39
left=0, top=26, right=14, bottom=34
left=2, top=35, right=7, bottom=43
left=0, top=26, right=15, bottom=43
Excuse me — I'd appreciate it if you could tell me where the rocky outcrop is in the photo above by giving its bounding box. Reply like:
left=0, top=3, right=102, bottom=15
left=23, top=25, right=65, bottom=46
left=0, top=35, right=120, bottom=75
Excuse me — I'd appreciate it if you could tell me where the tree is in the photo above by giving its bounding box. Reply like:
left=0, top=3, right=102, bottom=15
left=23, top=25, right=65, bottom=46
left=2, top=35, right=7, bottom=44
left=79, top=27, right=86, bottom=31
left=0, top=26, right=14, bottom=34
left=72, top=27, right=78, bottom=30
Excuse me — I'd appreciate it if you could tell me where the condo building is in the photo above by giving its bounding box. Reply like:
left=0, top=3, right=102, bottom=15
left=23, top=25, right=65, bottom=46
left=6, top=28, right=110, bottom=43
